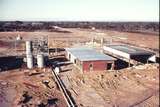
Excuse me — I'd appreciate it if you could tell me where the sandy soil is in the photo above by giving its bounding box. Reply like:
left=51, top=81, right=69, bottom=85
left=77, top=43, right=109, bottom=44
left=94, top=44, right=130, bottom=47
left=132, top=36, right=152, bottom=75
left=0, top=68, right=67, bottom=107
left=0, top=28, right=159, bottom=49
left=60, top=63, right=159, bottom=107
left=0, top=28, right=159, bottom=107
left=0, top=28, right=159, bottom=57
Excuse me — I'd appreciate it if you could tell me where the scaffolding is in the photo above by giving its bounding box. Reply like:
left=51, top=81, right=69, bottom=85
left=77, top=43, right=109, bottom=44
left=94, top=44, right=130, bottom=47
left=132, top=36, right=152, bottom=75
left=31, top=36, right=49, bottom=56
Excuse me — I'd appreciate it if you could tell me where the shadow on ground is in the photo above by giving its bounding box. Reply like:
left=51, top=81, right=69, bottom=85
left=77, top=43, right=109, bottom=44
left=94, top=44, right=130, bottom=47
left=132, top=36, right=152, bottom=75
left=0, top=56, right=23, bottom=71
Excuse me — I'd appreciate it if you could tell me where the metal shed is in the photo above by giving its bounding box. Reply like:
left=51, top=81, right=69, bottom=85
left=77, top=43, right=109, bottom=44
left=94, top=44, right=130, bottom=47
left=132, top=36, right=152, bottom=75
left=66, top=47, right=116, bottom=72
left=103, top=45, right=156, bottom=66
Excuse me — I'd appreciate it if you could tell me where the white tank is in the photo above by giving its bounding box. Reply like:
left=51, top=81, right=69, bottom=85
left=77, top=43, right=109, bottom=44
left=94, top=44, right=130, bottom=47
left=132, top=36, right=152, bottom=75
left=26, top=41, right=32, bottom=54
left=26, top=54, right=33, bottom=69
left=37, top=54, right=44, bottom=68
left=55, top=67, right=60, bottom=75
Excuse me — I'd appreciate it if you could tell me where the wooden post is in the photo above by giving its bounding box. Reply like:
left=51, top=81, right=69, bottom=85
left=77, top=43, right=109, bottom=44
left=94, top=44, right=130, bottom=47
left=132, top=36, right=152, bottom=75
left=129, top=59, right=131, bottom=67
left=111, top=61, right=115, bottom=70
left=101, top=37, right=104, bottom=46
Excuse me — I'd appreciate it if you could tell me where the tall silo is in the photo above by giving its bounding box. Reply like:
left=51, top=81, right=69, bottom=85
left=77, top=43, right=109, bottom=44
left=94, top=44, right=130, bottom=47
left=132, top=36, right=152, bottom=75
left=26, top=41, right=32, bottom=54
left=26, top=54, right=33, bottom=69
left=37, top=54, right=44, bottom=68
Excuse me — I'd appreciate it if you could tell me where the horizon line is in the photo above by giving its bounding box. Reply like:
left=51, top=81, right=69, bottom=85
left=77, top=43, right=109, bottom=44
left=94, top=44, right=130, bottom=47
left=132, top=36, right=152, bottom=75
left=0, top=20, right=159, bottom=22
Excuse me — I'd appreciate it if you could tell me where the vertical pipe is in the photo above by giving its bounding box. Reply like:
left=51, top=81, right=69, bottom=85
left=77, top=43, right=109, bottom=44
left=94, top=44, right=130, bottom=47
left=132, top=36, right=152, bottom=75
left=26, top=41, right=32, bottom=54
left=26, top=54, right=33, bottom=69
left=101, top=37, right=104, bottom=46
left=111, top=61, right=115, bottom=70
left=129, top=59, right=131, bottom=67
left=37, top=54, right=44, bottom=68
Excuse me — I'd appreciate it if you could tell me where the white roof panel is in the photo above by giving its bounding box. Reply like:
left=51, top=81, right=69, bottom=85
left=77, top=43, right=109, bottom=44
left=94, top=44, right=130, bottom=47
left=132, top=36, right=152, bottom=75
left=66, top=47, right=116, bottom=61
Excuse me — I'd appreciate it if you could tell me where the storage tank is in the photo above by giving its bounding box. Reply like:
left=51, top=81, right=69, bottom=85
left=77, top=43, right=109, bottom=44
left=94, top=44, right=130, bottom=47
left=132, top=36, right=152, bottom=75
left=55, top=67, right=60, bottom=75
left=37, top=54, right=44, bottom=68
left=26, top=54, right=33, bottom=69
left=26, top=41, right=32, bottom=54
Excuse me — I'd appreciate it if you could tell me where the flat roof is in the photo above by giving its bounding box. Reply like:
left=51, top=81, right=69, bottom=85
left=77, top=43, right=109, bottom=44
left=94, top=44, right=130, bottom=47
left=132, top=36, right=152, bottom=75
left=66, top=47, right=116, bottom=61
left=107, top=45, right=154, bottom=55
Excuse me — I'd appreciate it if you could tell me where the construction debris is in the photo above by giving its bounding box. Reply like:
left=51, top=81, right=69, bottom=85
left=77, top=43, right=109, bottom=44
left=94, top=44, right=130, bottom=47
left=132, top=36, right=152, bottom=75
left=0, top=68, right=67, bottom=107
left=23, top=81, right=39, bottom=88
left=19, top=91, right=32, bottom=104
left=0, top=27, right=159, bottom=107
left=42, top=80, right=51, bottom=89
left=59, top=63, right=159, bottom=107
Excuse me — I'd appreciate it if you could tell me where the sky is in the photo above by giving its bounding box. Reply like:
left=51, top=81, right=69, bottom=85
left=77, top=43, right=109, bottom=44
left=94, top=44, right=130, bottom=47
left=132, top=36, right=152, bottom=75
left=0, top=0, right=159, bottom=21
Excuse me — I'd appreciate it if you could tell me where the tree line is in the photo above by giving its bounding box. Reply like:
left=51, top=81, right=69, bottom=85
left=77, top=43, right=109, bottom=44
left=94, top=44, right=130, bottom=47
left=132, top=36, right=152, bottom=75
left=0, top=21, right=159, bottom=34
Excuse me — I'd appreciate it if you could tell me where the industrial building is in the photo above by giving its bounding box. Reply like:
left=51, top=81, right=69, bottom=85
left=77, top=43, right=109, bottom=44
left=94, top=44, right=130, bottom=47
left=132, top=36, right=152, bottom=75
left=103, top=45, right=156, bottom=66
left=66, top=48, right=116, bottom=72
left=25, top=38, right=48, bottom=69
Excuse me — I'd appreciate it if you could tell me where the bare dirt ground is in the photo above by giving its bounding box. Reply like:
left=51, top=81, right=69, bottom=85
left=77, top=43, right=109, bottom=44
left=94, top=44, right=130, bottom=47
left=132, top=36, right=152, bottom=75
left=0, top=28, right=159, bottom=107
left=0, top=68, right=67, bottom=107
left=0, top=28, right=159, bottom=55
left=59, top=58, right=159, bottom=107
left=0, top=28, right=159, bottom=48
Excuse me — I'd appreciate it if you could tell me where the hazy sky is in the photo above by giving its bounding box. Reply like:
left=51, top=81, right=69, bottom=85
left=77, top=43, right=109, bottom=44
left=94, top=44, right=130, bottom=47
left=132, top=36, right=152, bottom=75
left=0, top=0, right=159, bottom=21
